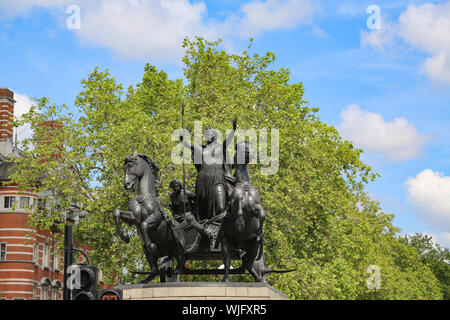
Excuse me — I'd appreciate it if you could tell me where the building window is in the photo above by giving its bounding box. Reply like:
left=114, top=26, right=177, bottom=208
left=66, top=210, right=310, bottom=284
left=33, top=243, right=39, bottom=265
left=4, top=196, right=15, bottom=208
left=0, top=243, right=6, bottom=261
left=41, top=285, right=48, bottom=300
left=43, top=242, right=49, bottom=268
left=51, top=280, right=62, bottom=300
left=19, top=197, right=30, bottom=208
left=53, top=252, right=59, bottom=271
left=51, top=288, right=59, bottom=300
left=40, top=278, right=52, bottom=300
left=37, top=198, right=46, bottom=210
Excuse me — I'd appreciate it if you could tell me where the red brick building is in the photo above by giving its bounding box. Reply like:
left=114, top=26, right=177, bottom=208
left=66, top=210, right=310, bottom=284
left=0, top=88, right=109, bottom=300
left=0, top=88, right=116, bottom=300
left=0, top=88, right=66, bottom=300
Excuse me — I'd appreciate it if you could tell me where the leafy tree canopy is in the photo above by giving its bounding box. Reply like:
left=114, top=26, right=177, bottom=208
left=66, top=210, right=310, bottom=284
left=11, top=37, right=445, bottom=299
left=400, top=233, right=450, bottom=299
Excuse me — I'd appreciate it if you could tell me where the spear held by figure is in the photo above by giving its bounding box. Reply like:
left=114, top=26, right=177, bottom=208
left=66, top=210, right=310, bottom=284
left=182, top=103, right=186, bottom=219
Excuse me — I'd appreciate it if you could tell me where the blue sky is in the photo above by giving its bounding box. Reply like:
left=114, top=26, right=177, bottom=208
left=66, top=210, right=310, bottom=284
left=1, top=0, right=450, bottom=247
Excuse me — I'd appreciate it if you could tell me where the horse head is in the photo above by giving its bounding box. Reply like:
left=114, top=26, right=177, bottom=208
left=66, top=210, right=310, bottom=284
left=230, top=182, right=261, bottom=233
left=123, top=152, right=161, bottom=195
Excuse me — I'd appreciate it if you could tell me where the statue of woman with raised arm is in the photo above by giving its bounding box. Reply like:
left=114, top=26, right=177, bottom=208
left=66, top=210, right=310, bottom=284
left=180, top=117, right=237, bottom=221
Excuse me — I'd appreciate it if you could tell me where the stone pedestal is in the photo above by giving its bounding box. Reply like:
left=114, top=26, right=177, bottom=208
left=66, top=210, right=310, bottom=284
left=116, top=282, right=289, bottom=300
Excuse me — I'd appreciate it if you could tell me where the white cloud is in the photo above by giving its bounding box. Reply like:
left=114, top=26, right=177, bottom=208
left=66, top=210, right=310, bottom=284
left=361, top=1, right=450, bottom=84
left=405, top=169, right=450, bottom=232
left=13, top=92, right=35, bottom=144
left=427, top=231, right=450, bottom=249
left=235, top=0, right=315, bottom=38
left=398, top=2, right=450, bottom=84
left=0, top=0, right=317, bottom=61
left=338, top=104, right=429, bottom=161
left=421, top=50, right=450, bottom=84
left=437, top=232, right=450, bottom=249
left=74, top=0, right=219, bottom=61
left=360, top=18, right=397, bottom=50
left=397, top=3, right=450, bottom=56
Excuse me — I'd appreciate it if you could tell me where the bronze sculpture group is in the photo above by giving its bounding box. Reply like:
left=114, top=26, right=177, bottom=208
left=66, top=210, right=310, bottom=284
left=114, top=117, right=289, bottom=283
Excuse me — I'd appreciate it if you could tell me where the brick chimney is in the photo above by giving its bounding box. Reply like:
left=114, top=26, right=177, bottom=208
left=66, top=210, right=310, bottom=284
left=0, top=88, right=15, bottom=142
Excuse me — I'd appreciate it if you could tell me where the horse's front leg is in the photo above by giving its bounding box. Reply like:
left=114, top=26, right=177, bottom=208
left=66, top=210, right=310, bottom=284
left=137, top=228, right=157, bottom=267
left=139, top=252, right=159, bottom=284
left=244, top=238, right=263, bottom=282
left=159, top=257, right=174, bottom=283
left=221, top=237, right=233, bottom=282
left=113, top=208, right=134, bottom=243
left=175, top=252, right=185, bottom=282
left=140, top=216, right=158, bottom=253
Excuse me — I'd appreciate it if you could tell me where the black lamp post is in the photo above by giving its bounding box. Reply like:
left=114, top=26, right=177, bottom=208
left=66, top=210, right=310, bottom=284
left=62, top=223, right=73, bottom=300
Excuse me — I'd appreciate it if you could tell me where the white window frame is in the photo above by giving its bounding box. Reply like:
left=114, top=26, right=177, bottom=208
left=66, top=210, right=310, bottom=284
left=43, top=241, right=49, bottom=268
left=40, top=285, right=48, bottom=300
left=33, top=243, right=40, bottom=265
left=51, top=288, right=59, bottom=300
left=19, top=196, right=30, bottom=208
left=3, top=196, right=15, bottom=209
left=53, top=252, right=59, bottom=271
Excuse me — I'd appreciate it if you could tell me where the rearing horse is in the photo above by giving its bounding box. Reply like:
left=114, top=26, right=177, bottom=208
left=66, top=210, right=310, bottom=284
left=220, top=141, right=266, bottom=282
left=113, top=152, right=184, bottom=283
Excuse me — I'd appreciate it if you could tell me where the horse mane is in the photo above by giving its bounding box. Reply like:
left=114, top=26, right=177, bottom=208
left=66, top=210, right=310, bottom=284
left=124, top=152, right=161, bottom=196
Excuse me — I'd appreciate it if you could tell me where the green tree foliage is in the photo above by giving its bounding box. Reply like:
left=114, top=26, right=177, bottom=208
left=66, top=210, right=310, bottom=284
left=400, top=233, right=450, bottom=299
left=11, top=38, right=443, bottom=299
